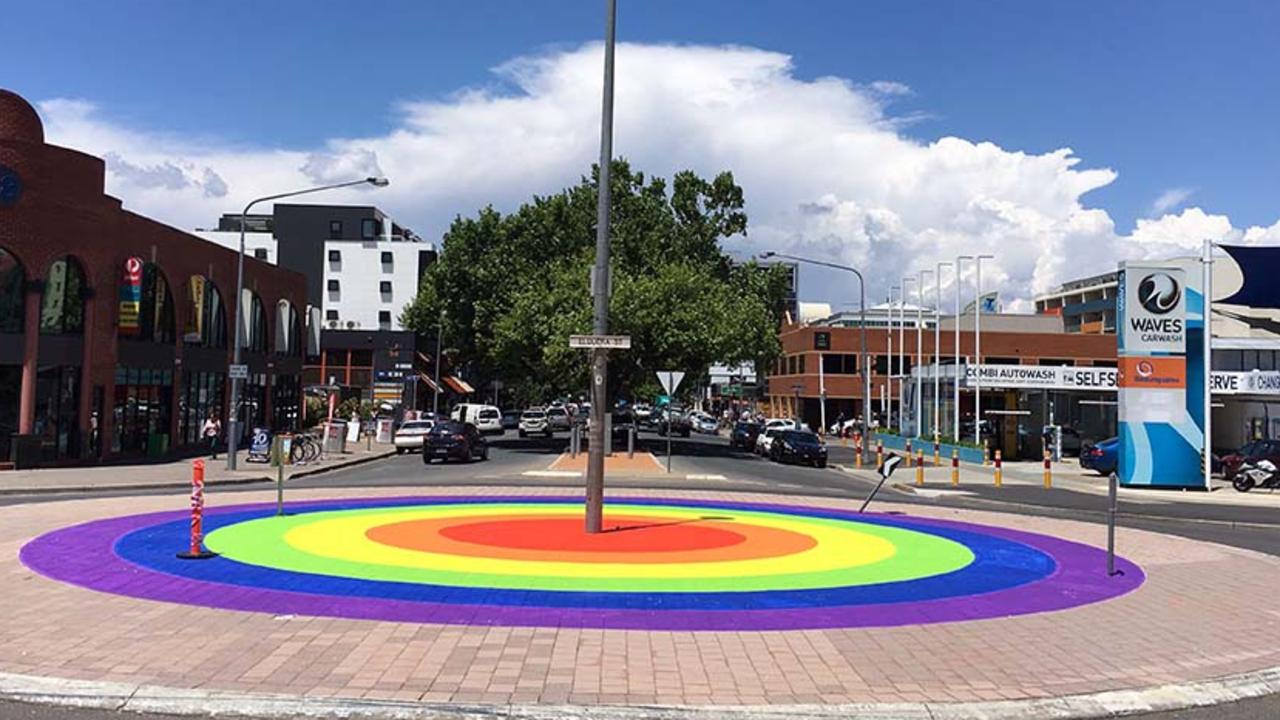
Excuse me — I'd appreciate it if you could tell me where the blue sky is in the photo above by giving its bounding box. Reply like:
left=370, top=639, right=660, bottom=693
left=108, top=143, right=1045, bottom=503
left=5, top=0, right=1279, bottom=305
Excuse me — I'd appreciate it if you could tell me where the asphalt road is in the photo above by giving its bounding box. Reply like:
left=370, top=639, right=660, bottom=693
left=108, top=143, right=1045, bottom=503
left=3, top=429, right=1277, bottom=720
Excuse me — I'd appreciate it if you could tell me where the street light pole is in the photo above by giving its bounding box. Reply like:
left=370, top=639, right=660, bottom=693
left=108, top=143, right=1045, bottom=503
left=900, top=276, right=914, bottom=433
left=432, top=310, right=444, bottom=416
left=954, top=255, right=973, bottom=441
left=934, top=262, right=952, bottom=443
left=973, top=254, right=995, bottom=445
left=226, top=175, right=388, bottom=471
left=760, top=251, right=869, bottom=463
left=888, top=285, right=898, bottom=430
left=585, top=0, right=617, bottom=534
left=916, top=270, right=932, bottom=439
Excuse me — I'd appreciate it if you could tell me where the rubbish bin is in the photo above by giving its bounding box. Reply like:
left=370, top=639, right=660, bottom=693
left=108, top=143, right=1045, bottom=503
left=324, top=421, right=347, bottom=454
left=10, top=434, right=41, bottom=470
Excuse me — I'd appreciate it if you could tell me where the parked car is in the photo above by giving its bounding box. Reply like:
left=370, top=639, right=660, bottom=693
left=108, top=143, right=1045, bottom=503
left=545, top=406, right=571, bottom=432
left=451, top=403, right=504, bottom=434
left=770, top=430, right=828, bottom=467
left=729, top=421, right=762, bottom=450
left=764, top=418, right=799, bottom=432
left=500, top=410, right=521, bottom=431
left=422, top=421, right=489, bottom=464
left=1079, top=436, right=1119, bottom=475
left=689, top=412, right=719, bottom=434
left=518, top=409, right=552, bottom=438
left=755, top=427, right=785, bottom=456
left=392, top=419, right=435, bottom=454
left=1220, top=439, right=1280, bottom=481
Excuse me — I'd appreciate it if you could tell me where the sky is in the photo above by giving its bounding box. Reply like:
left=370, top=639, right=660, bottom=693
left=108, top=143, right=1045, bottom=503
left=5, top=0, right=1280, bottom=311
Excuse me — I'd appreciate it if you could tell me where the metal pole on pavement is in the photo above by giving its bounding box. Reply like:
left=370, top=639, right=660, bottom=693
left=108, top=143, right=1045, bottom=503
left=887, top=286, right=897, bottom=430
left=934, top=262, right=951, bottom=441
left=954, top=256, right=972, bottom=441
left=1202, top=239, right=1214, bottom=491
left=226, top=176, right=387, bottom=471
left=432, top=311, right=444, bottom=416
left=916, top=269, right=932, bottom=439
left=585, top=0, right=617, bottom=534
left=900, top=276, right=913, bottom=433
left=973, top=255, right=994, bottom=445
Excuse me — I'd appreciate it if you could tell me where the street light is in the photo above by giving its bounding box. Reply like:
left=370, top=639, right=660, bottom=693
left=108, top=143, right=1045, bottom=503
left=972, top=254, right=995, bottom=445
left=934, top=261, right=952, bottom=443
left=225, top=176, right=388, bottom=471
left=954, top=255, right=973, bottom=441
left=760, top=251, right=870, bottom=464
left=888, top=285, right=899, bottom=428
left=432, top=309, right=445, bottom=416
left=915, top=269, right=933, bottom=439
left=900, top=276, right=915, bottom=433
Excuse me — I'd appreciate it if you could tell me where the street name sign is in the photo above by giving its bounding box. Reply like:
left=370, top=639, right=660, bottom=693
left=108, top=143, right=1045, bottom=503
left=657, top=370, right=685, bottom=395
left=228, top=364, right=249, bottom=380
left=569, top=334, right=631, bottom=349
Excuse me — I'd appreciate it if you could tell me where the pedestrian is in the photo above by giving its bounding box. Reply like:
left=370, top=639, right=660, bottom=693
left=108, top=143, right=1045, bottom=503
left=202, top=412, right=222, bottom=459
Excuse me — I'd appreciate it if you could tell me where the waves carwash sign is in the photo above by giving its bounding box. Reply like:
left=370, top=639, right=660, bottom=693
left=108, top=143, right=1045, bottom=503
left=1117, top=264, right=1203, bottom=487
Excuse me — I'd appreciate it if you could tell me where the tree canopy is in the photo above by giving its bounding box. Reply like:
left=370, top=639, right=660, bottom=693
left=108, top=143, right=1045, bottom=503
left=401, top=160, right=790, bottom=407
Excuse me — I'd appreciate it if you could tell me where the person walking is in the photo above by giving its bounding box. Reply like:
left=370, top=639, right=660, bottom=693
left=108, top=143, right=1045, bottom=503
left=202, top=412, right=222, bottom=459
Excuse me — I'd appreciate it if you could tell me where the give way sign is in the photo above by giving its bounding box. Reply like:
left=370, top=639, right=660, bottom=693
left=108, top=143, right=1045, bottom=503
left=656, top=370, right=685, bottom=395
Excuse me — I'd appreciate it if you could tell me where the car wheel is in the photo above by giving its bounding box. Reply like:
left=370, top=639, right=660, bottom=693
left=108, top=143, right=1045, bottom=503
left=815, top=459, right=827, bottom=469
left=396, top=447, right=405, bottom=455
left=482, top=445, right=489, bottom=461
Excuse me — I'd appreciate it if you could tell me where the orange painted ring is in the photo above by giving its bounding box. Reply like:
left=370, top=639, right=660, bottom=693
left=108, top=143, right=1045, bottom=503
left=365, top=513, right=817, bottom=564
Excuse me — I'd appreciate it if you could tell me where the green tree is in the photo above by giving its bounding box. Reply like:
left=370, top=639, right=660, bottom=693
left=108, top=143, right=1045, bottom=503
left=401, top=160, right=790, bottom=405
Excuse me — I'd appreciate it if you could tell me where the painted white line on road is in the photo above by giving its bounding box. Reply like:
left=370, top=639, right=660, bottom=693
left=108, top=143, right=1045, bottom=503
left=686, top=474, right=727, bottom=481
left=521, top=471, right=582, bottom=478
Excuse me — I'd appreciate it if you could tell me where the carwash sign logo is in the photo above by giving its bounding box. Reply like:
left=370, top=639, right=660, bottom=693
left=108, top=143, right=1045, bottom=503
left=1122, top=267, right=1186, bottom=354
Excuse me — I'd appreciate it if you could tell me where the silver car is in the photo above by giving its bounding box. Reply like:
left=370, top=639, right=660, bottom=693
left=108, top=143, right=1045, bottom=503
left=518, top=409, right=552, bottom=438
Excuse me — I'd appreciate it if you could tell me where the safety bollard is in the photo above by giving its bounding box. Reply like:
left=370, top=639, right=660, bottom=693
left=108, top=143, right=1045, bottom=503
left=905, top=438, right=913, bottom=458
left=983, top=438, right=991, bottom=466
left=854, top=433, right=863, bottom=469
left=875, top=439, right=884, bottom=468
left=933, top=437, right=941, bottom=467
left=915, top=449, right=924, bottom=487
left=627, top=426, right=635, bottom=459
left=177, top=459, right=216, bottom=559
left=951, top=448, right=960, bottom=487
left=994, top=449, right=1003, bottom=488
left=1043, top=449, right=1052, bottom=489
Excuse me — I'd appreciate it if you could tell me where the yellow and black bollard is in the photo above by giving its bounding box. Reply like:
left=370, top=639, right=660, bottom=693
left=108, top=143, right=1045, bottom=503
left=1043, top=449, right=1052, bottom=489
left=876, top=439, right=884, bottom=467
left=951, top=448, right=960, bottom=487
left=994, top=448, right=1003, bottom=488
left=933, top=436, right=941, bottom=466
left=915, top=449, right=925, bottom=487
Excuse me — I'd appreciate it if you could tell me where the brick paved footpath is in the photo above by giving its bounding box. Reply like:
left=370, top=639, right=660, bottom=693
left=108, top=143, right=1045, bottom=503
left=1, top=486, right=1278, bottom=708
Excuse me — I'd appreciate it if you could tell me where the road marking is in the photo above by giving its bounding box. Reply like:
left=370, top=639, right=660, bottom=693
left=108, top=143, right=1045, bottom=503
left=521, top=471, right=582, bottom=478
left=686, top=474, right=727, bottom=481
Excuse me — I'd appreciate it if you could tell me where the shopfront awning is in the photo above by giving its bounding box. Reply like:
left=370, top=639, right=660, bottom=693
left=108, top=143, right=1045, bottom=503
left=417, top=372, right=440, bottom=393
left=443, top=375, right=474, bottom=394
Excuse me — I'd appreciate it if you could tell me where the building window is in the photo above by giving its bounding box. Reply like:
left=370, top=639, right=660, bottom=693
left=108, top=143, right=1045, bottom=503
left=118, top=259, right=175, bottom=344
left=253, top=248, right=268, bottom=260
left=329, top=220, right=343, bottom=239
left=328, top=249, right=341, bottom=263
left=378, top=310, right=392, bottom=330
left=379, top=280, right=392, bottom=294
left=40, top=256, right=86, bottom=335
left=112, top=366, right=174, bottom=456
left=380, top=251, right=393, bottom=266
left=0, top=249, right=24, bottom=334
left=327, top=279, right=340, bottom=292
left=361, top=219, right=378, bottom=239
left=325, top=309, right=338, bottom=321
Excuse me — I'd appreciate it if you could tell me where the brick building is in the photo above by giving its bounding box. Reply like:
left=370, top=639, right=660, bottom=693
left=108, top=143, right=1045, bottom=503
left=0, top=89, right=307, bottom=466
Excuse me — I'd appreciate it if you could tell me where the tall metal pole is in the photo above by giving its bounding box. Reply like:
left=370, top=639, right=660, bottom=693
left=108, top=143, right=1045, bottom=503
left=900, top=277, right=912, bottom=432
left=585, top=0, right=617, bottom=534
left=226, top=176, right=386, bottom=470
left=954, top=256, right=972, bottom=440
left=934, top=262, right=951, bottom=442
left=916, top=270, right=931, bottom=439
left=973, top=255, right=994, bottom=445
left=887, top=286, right=896, bottom=431
left=432, top=310, right=444, bottom=415
left=1202, top=239, right=1214, bottom=491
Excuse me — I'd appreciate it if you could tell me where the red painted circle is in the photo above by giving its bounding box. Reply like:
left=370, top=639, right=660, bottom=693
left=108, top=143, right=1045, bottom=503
left=438, top=517, right=746, bottom=553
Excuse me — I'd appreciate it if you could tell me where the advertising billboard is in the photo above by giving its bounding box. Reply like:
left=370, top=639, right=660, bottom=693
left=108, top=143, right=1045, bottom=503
left=118, top=257, right=143, bottom=336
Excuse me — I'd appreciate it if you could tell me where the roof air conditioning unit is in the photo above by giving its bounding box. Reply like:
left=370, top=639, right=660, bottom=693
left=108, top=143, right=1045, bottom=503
left=346, top=321, right=356, bottom=329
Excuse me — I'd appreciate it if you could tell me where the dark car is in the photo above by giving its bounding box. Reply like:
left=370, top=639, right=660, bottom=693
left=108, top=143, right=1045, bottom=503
left=1220, top=439, right=1280, bottom=481
left=500, top=410, right=521, bottom=431
left=770, top=430, right=828, bottom=467
left=1079, top=436, right=1119, bottom=475
left=1041, top=426, right=1083, bottom=457
left=422, top=421, right=489, bottom=464
left=729, top=422, right=762, bottom=450
left=657, top=408, right=692, bottom=437
left=611, top=410, right=638, bottom=447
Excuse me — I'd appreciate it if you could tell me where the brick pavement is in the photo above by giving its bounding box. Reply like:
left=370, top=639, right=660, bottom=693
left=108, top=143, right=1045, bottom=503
left=548, top=452, right=666, bottom=474
left=2, top=486, right=1278, bottom=708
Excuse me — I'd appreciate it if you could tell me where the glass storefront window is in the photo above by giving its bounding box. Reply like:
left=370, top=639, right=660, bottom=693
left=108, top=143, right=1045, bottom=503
left=119, top=260, right=175, bottom=343
left=112, top=365, right=173, bottom=456
left=35, top=365, right=81, bottom=459
left=179, top=371, right=226, bottom=445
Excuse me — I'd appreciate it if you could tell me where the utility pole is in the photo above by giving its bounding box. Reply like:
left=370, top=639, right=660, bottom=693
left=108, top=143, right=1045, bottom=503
left=916, top=269, right=932, bottom=439
left=585, top=0, right=617, bottom=534
left=934, top=262, right=951, bottom=442
left=954, top=256, right=972, bottom=441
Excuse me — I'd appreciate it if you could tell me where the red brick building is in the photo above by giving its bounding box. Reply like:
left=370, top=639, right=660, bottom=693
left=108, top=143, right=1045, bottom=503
left=0, top=89, right=307, bottom=466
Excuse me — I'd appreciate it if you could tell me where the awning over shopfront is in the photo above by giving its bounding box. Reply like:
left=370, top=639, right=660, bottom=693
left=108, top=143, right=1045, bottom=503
left=417, top=371, right=440, bottom=393
left=443, top=375, right=474, bottom=394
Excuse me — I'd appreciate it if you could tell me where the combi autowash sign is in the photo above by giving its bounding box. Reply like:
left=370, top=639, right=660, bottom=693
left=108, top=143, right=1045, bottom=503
left=1117, top=263, right=1203, bottom=487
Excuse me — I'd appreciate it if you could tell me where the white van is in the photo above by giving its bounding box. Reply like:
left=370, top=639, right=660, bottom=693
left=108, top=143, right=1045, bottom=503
left=451, top=404, right=504, bottom=434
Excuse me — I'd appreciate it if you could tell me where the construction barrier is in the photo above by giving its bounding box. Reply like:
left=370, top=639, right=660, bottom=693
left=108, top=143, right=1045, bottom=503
left=915, top=449, right=924, bottom=487
left=177, top=459, right=215, bottom=560
left=994, top=449, right=1003, bottom=488
left=951, top=448, right=960, bottom=487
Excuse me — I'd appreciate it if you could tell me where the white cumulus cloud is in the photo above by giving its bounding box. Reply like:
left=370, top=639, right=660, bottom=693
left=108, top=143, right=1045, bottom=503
left=1148, top=187, right=1195, bottom=217
left=32, top=42, right=1280, bottom=309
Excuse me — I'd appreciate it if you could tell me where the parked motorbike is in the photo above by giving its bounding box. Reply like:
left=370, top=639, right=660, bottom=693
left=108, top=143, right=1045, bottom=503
left=1232, top=458, right=1280, bottom=492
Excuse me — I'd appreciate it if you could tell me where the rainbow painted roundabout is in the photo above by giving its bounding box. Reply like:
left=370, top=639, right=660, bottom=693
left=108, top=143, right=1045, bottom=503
left=20, top=496, right=1144, bottom=631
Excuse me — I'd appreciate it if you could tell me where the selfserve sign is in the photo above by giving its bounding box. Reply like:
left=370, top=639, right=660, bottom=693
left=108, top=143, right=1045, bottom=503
left=964, top=365, right=1117, bottom=391
left=1120, top=266, right=1186, bottom=355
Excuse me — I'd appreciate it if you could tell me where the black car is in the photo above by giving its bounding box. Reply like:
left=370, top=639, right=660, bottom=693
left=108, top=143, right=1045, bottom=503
left=770, top=430, right=828, bottom=467
left=423, top=421, right=489, bottom=464
left=729, top=422, right=762, bottom=450
left=656, top=409, right=692, bottom=437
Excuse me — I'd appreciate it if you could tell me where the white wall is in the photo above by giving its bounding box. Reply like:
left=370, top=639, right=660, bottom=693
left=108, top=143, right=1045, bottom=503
left=322, top=240, right=423, bottom=332
left=191, top=230, right=278, bottom=266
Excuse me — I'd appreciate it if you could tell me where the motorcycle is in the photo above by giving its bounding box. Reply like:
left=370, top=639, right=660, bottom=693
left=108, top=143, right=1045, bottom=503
left=1232, top=458, right=1280, bottom=492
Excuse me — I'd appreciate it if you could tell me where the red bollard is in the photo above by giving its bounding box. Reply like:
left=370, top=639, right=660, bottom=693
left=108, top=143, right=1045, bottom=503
left=177, top=459, right=216, bottom=560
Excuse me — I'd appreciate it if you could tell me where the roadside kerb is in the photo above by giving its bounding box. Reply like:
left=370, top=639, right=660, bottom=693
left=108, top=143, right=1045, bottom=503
left=2, top=665, right=1277, bottom=720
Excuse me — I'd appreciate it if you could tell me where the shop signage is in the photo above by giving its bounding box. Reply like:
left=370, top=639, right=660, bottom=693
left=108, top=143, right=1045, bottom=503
left=569, top=334, right=631, bottom=349
left=118, top=257, right=143, bottom=336
left=1211, top=371, right=1280, bottom=395
left=962, top=365, right=1118, bottom=391
left=247, top=427, right=272, bottom=463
